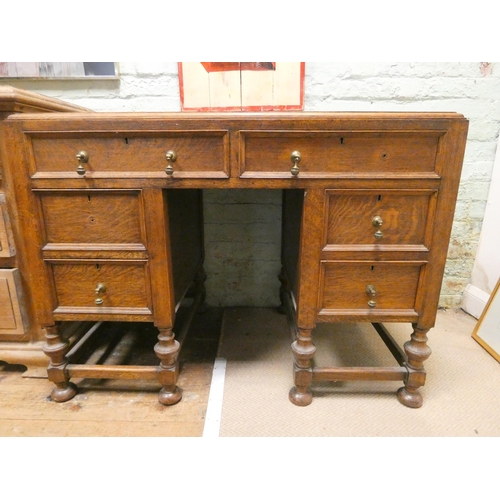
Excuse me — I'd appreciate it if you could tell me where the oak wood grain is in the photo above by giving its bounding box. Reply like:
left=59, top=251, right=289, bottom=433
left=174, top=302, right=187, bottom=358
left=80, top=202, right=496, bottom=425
left=30, top=132, right=229, bottom=178
left=0, top=87, right=91, bottom=357
left=240, top=130, right=442, bottom=177
left=2, top=106, right=468, bottom=408
left=38, top=190, right=145, bottom=246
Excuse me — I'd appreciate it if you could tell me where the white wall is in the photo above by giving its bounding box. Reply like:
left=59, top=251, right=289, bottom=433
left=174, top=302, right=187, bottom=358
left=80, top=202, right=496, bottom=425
left=2, top=62, right=499, bottom=308
left=462, top=134, right=500, bottom=318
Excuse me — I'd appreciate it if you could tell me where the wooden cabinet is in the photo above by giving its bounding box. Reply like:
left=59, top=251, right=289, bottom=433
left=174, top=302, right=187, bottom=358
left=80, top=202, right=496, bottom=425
left=0, top=87, right=89, bottom=370
left=1, top=105, right=468, bottom=408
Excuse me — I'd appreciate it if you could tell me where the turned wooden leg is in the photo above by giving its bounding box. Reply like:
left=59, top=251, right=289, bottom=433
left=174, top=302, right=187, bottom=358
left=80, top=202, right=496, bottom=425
left=42, top=324, right=77, bottom=403
left=289, top=327, right=316, bottom=406
left=154, top=327, right=182, bottom=405
left=397, top=326, right=432, bottom=408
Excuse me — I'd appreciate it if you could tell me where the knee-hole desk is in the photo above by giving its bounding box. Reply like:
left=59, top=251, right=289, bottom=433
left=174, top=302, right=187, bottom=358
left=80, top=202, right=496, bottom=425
left=2, top=110, right=468, bottom=408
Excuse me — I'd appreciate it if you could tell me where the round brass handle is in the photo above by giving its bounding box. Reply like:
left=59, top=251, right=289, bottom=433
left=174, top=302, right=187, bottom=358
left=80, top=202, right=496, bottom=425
left=95, top=283, right=106, bottom=305
left=290, top=150, right=301, bottom=176
left=165, top=150, right=177, bottom=176
left=76, top=151, right=88, bottom=176
left=372, top=216, right=383, bottom=238
left=366, top=284, right=376, bottom=308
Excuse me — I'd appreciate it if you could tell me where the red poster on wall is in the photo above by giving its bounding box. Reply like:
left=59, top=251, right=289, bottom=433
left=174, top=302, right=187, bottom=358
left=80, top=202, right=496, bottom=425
left=179, top=62, right=304, bottom=111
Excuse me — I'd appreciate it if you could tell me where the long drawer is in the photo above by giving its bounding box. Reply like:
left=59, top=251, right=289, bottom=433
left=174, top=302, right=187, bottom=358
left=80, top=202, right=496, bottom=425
left=240, top=131, right=442, bottom=178
left=29, top=132, right=229, bottom=178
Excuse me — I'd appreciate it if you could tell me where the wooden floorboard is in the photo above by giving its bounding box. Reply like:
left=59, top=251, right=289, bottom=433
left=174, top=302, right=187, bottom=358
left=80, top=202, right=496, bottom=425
left=0, top=307, right=223, bottom=437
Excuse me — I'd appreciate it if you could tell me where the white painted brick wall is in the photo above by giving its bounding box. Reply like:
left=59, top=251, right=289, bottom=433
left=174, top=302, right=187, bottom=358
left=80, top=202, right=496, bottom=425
left=4, top=62, right=499, bottom=308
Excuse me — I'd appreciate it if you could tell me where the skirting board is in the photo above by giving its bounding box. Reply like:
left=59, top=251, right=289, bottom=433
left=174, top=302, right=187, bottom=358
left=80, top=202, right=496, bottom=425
left=462, top=284, right=490, bottom=320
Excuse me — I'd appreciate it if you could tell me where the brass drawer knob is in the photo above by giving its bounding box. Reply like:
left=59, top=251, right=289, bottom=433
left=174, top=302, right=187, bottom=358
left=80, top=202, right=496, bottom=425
left=95, top=282, right=106, bottom=305
left=366, top=284, right=376, bottom=308
left=372, top=216, right=383, bottom=239
left=165, top=150, right=177, bottom=176
left=290, top=150, right=301, bottom=176
left=76, top=151, right=89, bottom=176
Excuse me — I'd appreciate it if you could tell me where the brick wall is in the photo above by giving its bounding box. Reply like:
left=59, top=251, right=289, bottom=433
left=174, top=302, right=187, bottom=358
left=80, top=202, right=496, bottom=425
left=4, top=62, right=499, bottom=307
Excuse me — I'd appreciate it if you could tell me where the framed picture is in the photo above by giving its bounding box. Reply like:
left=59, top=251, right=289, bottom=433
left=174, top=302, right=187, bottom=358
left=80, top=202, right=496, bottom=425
left=179, top=62, right=304, bottom=111
left=0, top=62, right=118, bottom=79
left=472, top=277, right=500, bottom=363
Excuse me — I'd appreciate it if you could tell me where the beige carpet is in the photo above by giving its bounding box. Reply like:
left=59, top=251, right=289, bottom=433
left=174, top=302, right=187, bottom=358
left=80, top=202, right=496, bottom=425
left=217, top=307, right=500, bottom=436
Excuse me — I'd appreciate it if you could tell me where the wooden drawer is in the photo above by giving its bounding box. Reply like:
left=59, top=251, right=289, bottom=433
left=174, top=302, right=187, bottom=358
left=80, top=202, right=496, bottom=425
left=0, top=269, right=27, bottom=337
left=325, top=189, right=436, bottom=248
left=30, top=132, right=229, bottom=178
left=50, top=261, right=152, bottom=316
left=37, top=190, right=146, bottom=248
left=318, top=261, right=424, bottom=314
left=240, top=131, right=441, bottom=178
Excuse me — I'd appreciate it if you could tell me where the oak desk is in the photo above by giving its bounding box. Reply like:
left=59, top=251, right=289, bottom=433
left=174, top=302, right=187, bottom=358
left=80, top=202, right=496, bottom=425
left=2, top=110, right=468, bottom=408
left=0, top=87, right=90, bottom=370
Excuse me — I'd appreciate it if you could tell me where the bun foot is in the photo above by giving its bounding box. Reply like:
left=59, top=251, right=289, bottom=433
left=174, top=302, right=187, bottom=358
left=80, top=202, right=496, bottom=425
left=397, top=386, right=423, bottom=408
left=289, top=387, right=313, bottom=406
left=158, top=386, right=182, bottom=406
left=50, top=382, right=77, bottom=403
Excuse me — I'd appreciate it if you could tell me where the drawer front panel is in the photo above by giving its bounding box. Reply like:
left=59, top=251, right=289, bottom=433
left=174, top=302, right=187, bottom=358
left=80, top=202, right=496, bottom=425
left=325, top=190, right=435, bottom=247
left=51, top=262, right=151, bottom=312
left=30, top=133, right=229, bottom=177
left=319, top=261, right=423, bottom=312
left=240, top=131, right=440, bottom=177
left=38, top=190, right=144, bottom=246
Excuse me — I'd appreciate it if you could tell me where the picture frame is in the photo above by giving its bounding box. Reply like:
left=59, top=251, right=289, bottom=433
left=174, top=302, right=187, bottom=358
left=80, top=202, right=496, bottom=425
left=0, top=62, right=118, bottom=80
left=472, top=276, right=500, bottom=363
left=179, top=62, right=304, bottom=111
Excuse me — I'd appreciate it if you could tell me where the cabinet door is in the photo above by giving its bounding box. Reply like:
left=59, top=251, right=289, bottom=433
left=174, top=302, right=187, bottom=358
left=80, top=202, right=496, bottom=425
left=0, top=269, right=27, bottom=337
